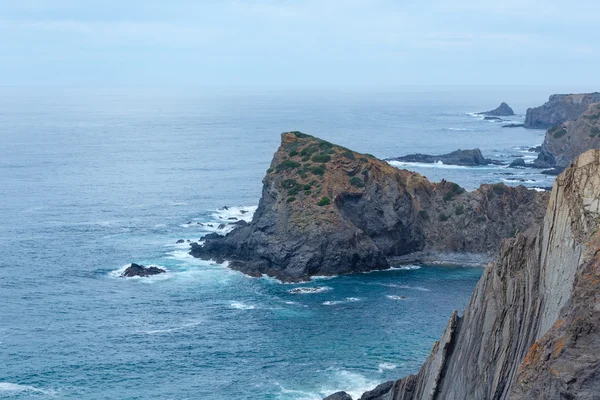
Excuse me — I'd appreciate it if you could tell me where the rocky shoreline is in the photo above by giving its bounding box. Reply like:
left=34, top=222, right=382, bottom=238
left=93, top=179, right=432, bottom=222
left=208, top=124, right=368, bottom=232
left=333, top=149, right=600, bottom=400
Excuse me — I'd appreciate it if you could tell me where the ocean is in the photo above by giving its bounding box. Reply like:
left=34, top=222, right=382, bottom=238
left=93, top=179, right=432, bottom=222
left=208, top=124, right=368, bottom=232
left=0, top=87, right=552, bottom=399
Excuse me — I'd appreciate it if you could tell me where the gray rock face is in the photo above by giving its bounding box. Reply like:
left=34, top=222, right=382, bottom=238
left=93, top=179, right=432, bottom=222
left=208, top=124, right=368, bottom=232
left=323, top=392, right=353, bottom=400
left=509, top=158, right=526, bottom=168
left=191, top=132, right=548, bottom=282
left=479, top=102, right=515, bottom=116
left=352, top=149, right=600, bottom=400
left=387, top=149, right=498, bottom=167
left=524, top=93, right=600, bottom=129
left=121, top=263, right=166, bottom=277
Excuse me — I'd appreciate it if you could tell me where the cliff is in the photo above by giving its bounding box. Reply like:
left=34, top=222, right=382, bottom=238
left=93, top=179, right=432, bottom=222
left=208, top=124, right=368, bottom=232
left=349, top=149, right=600, bottom=400
left=191, top=132, right=548, bottom=282
left=533, top=102, right=600, bottom=170
left=524, top=93, right=600, bottom=129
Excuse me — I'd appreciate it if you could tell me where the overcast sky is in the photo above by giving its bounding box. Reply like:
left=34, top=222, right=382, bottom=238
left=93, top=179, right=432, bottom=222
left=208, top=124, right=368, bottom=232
left=1, top=0, right=598, bottom=89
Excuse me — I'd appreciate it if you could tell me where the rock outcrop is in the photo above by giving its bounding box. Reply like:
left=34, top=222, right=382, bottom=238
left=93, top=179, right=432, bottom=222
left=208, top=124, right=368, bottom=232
left=524, top=93, right=600, bottom=129
left=191, top=132, right=548, bottom=282
left=387, top=149, right=500, bottom=167
left=121, top=263, right=166, bottom=277
left=533, top=102, right=600, bottom=170
left=346, top=149, right=600, bottom=400
left=478, top=102, right=515, bottom=117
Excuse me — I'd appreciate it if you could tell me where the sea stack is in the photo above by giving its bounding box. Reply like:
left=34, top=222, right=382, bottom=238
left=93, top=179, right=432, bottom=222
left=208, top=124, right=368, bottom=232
left=478, top=102, right=515, bottom=116
left=190, top=132, right=548, bottom=282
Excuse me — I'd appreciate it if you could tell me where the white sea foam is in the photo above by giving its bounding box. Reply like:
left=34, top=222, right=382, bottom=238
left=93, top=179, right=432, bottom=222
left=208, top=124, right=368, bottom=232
left=311, top=275, right=337, bottom=281
left=443, top=127, right=469, bottom=131
left=389, top=160, right=497, bottom=170
left=501, top=178, right=537, bottom=184
left=323, top=297, right=360, bottom=306
left=383, top=283, right=430, bottom=291
left=211, top=205, right=258, bottom=223
left=386, top=295, right=407, bottom=301
left=139, top=321, right=202, bottom=335
left=289, top=286, right=332, bottom=294
left=377, top=362, right=398, bottom=373
left=390, top=265, right=421, bottom=271
left=230, top=301, right=256, bottom=310
left=0, top=382, right=52, bottom=395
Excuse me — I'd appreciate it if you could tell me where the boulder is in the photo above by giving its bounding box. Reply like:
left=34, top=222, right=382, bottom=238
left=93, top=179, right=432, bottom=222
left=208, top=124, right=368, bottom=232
left=176, top=239, right=185, bottom=244
left=323, top=392, right=352, bottom=400
left=121, top=263, right=166, bottom=278
left=509, top=158, right=526, bottom=168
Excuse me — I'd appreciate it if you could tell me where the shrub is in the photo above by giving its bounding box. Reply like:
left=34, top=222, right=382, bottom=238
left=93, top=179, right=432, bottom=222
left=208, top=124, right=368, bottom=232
left=301, top=155, right=311, bottom=162
left=439, top=213, right=450, bottom=222
left=311, top=154, right=331, bottom=163
left=281, top=179, right=298, bottom=189
left=287, top=196, right=296, bottom=203
left=300, top=146, right=318, bottom=156
left=342, top=150, right=355, bottom=160
left=303, top=184, right=312, bottom=190
left=276, top=159, right=300, bottom=172
left=267, top=168, right=273, bottom=174
left=292, top=131, right=309, bottom=138
left=492, top=183, right=507, bottom=195
left=549, top=125, right=567, bottom=139
left=443, top=183, right=465, bottom=202
left=311, top=165, right=326, bottom=176
left=289, top=150, right=298, bottom=157
left=318, top=140, right=334, bottom=150
left=317, top=196, right=331, bottom=206
left=418, top=210, right=429, bottom=221
left=364, top=153, right=376, bottom=158
left=350, top=176, right=365, bottom=188
left=455, top=205, right=465, bottom=215
left=359, top=157, right=368, bottom=162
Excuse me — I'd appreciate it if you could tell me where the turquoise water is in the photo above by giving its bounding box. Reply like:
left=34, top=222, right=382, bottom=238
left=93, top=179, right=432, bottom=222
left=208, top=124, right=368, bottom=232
left=0, top=88, right=550, bottom=399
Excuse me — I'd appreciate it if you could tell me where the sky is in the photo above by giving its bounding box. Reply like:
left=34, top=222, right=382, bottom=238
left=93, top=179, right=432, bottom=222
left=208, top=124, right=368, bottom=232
left=0, top=0, right=598, bottom=89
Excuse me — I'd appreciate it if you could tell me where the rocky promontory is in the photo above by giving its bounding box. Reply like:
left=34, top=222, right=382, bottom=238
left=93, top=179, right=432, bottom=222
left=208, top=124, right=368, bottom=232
left=478, top=102, right=515, bottom=117
left=339, top=149, right=600, bottom=400
left=524, top=92, right=600, bottom=129
left=190, top=132, right=548, bottom=282
left=387, top=148, right=500, bottom=167
left=532, top=102, right=600, bottom=171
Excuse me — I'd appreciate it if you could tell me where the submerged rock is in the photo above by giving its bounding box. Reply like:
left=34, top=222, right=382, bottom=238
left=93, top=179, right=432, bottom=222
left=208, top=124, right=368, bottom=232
left=351, top=149, right=600, bottom=400
left=483, top=116, right=503, bottom=121
left=191, top=132, right=548, bottom=282
left=502, top=123, right=525, bottom=128
left=176, top=239, right=185, bottom=244
left=478, top=102, right=515, bottom=116
left=387, top=148, right=498, bottom=166
left=121, top=263, right=166, bottom=278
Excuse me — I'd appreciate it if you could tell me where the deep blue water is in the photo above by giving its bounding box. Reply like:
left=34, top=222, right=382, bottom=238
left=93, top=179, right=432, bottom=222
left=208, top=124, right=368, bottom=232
left=1, top=88, right=552, bottom=399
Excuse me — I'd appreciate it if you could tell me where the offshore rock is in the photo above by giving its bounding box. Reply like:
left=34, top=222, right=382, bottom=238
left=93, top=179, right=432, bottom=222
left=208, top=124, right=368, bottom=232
left=352, top=149, right=600, bottom=400
left=387, top=148, right=498, bottom=166
left=191, top=132, right=548, bottom=282
left=478, top=102, right=515, bottom=116
left=323, top=392, right=353, bottom=400
left=524, top=93, right=600, bottom=129
left=121, top=263, right=166, bottom=278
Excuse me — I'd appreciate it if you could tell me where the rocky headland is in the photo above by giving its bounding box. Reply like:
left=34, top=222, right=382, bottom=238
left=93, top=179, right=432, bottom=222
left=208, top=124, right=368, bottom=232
left=524, top=93, right=600, bottom=129
left=478, top=102, right=515, bottom=117
left=532, top=102, right=600, bottom=172
left=387, top=148, right=501, bottom=167
left=190, top=132, right=548, bottom=282
left=333, top=149, right=600, bottom=400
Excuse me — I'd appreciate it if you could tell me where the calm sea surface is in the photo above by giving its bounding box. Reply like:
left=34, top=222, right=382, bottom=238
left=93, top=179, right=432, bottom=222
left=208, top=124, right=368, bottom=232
left=0, top=88, right=551, bottom=399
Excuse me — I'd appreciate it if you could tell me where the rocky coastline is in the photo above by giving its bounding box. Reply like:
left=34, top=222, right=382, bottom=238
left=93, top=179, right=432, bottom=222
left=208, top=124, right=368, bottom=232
left=331, top=149, right=600, bottom=400
left=386, top=148, right=502, bottom=167
left=524, top=93, right=600, bottom=129
left=190, top=132, right=548, bottom=282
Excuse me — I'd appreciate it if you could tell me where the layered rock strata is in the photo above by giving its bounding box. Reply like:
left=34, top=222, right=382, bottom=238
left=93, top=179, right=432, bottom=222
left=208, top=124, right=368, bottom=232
left=349, top=149, right=600, bottom=400
left=525, top=93, right=600, bottom=129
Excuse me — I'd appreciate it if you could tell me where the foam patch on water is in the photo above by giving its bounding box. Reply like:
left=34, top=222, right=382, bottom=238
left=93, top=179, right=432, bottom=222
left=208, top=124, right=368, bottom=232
left=289, top=286, right=332, bottom=294
left=377, top=362, right=397, bottom=373
left=230, top=301, right=256, bottom=310
left=388, top=160, right=502, bottom=171
left=383, top=283, right=430, bottom=291
left=275, top=369, right=380, bottom=400
left=139, top=321, right=202, bottom=335
left=211, top=205, right=258, bottom=223
left=386, top=295, right=407, bottom=301
left=443, top=127, right=469, bottom=131
left=323, top=297, right=360, bottom=306
left=0, top=382, right=53, bottom=395
left=501, top=178, right=537, bottom=184
left=390, top=265, right=421, bottom=271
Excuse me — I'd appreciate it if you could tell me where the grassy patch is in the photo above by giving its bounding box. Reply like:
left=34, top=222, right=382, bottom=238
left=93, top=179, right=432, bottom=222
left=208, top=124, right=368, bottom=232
left=342, top=150, right=355, bottom=160
left=311, top=165, right=326, bottom=176
left=300, top=146, right=318, bottom=157
left=491, top=183, right=507, bottom=195
left=292, top=131, right=310, bottom=138
left=443, top=183, right=465, bottom=202
left=311, top=154, right=331, bottom=163
left=289, top=150, right=298, bottom=157
left=287, top=196, right=296, bottom=203
left=549, top=125, right=568, bottom=139
left=350, top=176, right=365, bottom=188
left=317, top=196, right=331, bottom=206
left=276, top=159, right=301, bottom=172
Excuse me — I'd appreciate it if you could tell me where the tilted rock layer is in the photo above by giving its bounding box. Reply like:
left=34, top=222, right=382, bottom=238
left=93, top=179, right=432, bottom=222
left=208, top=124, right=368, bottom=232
left=355, top=149, right=600, bottom=400
left=535, top=102, right=600, bottom=169
left=525, top=93, right=600, bottom=129
left=191, top=132, right=548, bottom=282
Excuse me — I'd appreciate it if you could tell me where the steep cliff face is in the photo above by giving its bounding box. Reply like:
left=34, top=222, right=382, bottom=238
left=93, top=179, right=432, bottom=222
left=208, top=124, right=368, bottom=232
left=534, top=102, right=600, bottom=169
left=353, top=149, right=600, bottom=400
left=524, top=93, right=600, bottom=129
left=191, top=132, right=548, bottom=282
